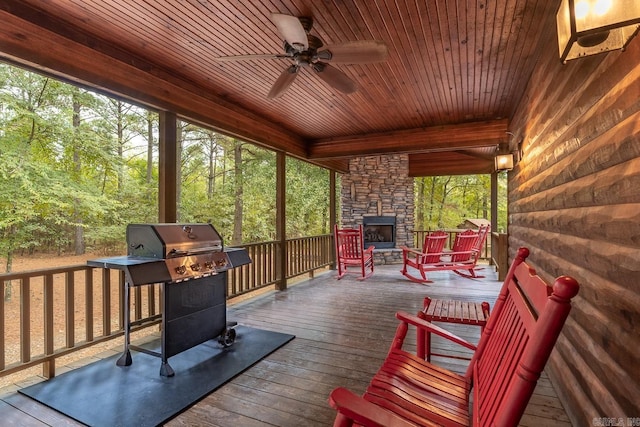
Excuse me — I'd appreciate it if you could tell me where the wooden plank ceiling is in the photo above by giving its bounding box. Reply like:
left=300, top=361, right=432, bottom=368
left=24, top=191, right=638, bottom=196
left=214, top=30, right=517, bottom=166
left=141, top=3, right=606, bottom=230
left=0, top=1, right=558, bottom=175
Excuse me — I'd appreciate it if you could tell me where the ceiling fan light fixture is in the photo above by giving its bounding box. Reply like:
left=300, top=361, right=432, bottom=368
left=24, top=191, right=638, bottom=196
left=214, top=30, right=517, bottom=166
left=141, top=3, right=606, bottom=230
left=220, top=13, right=388, bottom=98
left=557, top=0, right=640, bottom=62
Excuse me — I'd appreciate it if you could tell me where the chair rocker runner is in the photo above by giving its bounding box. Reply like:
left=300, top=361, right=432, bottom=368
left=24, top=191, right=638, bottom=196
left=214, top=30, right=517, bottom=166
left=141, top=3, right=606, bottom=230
left=334, top=224, right=375, bottom=280
left=329, top=247, right=580, bottom=426
left=400, top=225, right=490, bottom=284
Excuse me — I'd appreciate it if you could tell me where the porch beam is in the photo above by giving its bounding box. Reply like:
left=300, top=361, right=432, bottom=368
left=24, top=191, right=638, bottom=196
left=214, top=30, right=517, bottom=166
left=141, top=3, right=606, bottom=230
left=308, top=119, right=508, bottom=160
left=408, top=152, right=495, bottom=176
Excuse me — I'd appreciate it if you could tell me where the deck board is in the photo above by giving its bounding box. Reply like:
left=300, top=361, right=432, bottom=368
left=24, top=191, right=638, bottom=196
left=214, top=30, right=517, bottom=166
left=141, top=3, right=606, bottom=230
left=0, top=264, right=572, bottom=426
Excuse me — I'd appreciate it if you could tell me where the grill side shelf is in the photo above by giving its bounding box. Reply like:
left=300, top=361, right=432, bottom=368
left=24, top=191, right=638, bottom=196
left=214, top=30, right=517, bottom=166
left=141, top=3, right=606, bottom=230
left=87, top=256, right=170, bottom=286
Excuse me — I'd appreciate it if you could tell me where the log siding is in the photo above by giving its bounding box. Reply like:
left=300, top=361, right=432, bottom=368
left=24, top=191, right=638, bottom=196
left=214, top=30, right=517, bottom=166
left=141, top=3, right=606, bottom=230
left=508, top=32, right=640, bottom=424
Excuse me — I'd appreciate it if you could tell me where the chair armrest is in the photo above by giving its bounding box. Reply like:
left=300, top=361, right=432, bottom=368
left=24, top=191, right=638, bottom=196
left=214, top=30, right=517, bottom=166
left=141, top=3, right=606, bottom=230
left=395, top=311, right=477, bottom=351
left=364, top=246, right=375, bottom=255
left=329, top=387, right=417, bottom=427
left=399, top=245, right=421, bottom=255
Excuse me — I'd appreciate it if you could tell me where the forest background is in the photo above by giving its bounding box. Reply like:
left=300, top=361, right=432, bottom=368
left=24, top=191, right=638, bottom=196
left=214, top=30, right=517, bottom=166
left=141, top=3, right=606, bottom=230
left=0, top=63, right=507, bottom=275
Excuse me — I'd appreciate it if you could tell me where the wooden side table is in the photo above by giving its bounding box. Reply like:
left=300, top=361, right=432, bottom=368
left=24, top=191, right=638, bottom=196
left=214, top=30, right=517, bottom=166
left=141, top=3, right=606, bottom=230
left=421, top=296, right=490, bottom=362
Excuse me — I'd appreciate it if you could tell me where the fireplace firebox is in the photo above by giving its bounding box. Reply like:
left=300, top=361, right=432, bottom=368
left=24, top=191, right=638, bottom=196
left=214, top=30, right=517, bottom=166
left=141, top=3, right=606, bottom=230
left=363, top=216, right=396, bottom=249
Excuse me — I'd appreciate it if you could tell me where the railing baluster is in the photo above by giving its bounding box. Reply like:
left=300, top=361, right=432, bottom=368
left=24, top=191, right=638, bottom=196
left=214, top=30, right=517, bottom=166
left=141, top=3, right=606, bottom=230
left=43, top=273, right=54, bottom=378
left=86, top=268, right=94, bottom=342
left=65, top=270, right=75, bottom=348
left=102, top=269, right=111, bottom=336
left=20, top=277, right=30, bottom=364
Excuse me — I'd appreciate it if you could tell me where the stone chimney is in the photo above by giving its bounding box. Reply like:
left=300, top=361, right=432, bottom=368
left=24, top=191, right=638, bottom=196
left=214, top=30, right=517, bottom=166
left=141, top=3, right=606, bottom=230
left=340, top=154, right=414, bottom=264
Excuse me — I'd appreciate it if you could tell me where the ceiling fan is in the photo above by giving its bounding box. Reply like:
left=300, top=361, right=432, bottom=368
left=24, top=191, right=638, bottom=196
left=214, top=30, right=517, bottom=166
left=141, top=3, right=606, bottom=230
left=214, top=13, right=388, bottom=98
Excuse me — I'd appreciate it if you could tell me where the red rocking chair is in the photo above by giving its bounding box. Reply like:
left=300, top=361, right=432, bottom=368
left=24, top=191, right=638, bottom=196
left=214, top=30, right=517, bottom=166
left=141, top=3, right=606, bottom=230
left=399, top=230, right=448, bottom=283
left=329, top=247, right=580, bottom=426
left=334, top=224, right=375, bottom=280
left=400, top=226, right=490, bottom=283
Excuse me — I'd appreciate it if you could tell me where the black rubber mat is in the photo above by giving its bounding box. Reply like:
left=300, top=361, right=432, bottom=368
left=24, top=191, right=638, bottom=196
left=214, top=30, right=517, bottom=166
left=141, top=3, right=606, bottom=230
left=20, top=326, right=295, bottom=427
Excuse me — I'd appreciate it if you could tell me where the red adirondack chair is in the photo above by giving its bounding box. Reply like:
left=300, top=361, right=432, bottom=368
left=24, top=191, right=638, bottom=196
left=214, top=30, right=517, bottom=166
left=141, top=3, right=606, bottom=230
left=399, top=230, right=448, bottom=283
left=400, top=228, right=485, bottom=283
left=334, top=224, right=375, bottom=280
left=329, top=247, right=580, bottom=426
left=450, top=224, right=490, bottom=278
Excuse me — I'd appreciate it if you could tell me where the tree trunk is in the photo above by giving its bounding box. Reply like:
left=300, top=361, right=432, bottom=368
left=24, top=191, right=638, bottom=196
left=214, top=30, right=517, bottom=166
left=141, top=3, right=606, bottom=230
left=231, top=141, right=243, bottom=245
left=208, top=135, right=216, bottom=199
left=436, top=176, right=452, bottom=227
left=146, top=112, right=154, bottom=184
left=73, top=97, right=85, bottom=255
left=416, top=177, right=425, bottom=230
left=428, top=177, right=437, bottom=225
left=116, top=101, right=124, bottom=193
left=3, top=225, right=16, bottom=301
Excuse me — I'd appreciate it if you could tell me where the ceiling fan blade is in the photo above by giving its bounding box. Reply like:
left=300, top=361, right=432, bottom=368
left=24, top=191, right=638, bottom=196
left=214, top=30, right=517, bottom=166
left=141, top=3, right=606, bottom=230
left=268, top=65, right=299, bottom=98
left=312, top=63, right=357, bottom=94
left=215, top=54, right=290, bottom=62
left=317, top=40, right=389, bottom=63
left=271, top=13, right=308, bottom=51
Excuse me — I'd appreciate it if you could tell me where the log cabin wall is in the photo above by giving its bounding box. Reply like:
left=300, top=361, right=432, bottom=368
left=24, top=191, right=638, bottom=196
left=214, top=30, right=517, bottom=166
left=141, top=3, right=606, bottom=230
left=508, top=32, right=640, bottom=424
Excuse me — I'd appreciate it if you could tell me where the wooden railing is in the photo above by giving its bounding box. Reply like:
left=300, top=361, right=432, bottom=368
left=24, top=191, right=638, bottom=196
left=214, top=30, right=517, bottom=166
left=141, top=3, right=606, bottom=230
left=0, top=234, right=333, bottom=381
left=491, top=232, right=509, bottom=281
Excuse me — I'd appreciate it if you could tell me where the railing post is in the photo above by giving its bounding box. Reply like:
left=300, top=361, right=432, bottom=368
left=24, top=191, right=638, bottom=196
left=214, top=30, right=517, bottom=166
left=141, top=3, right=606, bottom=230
left=491, top=232, right=509, bottom=281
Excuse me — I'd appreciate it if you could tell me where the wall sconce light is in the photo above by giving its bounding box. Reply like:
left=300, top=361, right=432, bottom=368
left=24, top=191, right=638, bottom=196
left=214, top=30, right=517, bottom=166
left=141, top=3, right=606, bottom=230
left=495, top=153, right=514, bottom=172
left=557, top=0, right=640, bottom=63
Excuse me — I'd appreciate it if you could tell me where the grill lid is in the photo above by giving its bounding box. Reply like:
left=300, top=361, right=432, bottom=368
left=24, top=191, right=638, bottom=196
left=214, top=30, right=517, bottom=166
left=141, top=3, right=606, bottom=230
left=127, top=223, right=223, bottom=258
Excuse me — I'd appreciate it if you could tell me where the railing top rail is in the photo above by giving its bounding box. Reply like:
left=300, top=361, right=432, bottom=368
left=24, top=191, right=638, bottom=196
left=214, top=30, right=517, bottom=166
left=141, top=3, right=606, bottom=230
left=0, top=264, right=91, bottom=280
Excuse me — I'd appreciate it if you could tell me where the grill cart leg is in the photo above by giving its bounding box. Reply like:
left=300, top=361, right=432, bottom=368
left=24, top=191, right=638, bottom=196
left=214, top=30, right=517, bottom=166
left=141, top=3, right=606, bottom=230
left=117, top=282, right=133, bottom=367
left=160, top=361, right=175, bottom=377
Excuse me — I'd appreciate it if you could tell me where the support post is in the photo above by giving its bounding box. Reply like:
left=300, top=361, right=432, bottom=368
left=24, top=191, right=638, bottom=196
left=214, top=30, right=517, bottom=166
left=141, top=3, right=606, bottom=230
left=275, top=152, right=287, bottom=291
left=158, top=111, right=178, bottom=223
left=490, top=171, right=498, bottom=263
left=330, top=170, right=337, bottom=269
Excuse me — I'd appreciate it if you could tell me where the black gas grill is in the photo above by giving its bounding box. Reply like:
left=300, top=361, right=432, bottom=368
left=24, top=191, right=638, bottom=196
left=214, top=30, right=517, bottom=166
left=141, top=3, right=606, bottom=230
left=88, top=223, right=251, bottom=376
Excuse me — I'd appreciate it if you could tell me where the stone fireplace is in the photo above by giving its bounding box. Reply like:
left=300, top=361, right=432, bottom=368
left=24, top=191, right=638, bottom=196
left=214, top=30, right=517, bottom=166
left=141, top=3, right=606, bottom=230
left=340, top=154, right=414, bottom=264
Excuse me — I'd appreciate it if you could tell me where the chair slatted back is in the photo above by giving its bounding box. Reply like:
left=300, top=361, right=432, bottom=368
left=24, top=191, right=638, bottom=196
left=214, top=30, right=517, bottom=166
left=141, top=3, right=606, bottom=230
left=421, top=230, right=448, bottom=263
left=473, top=224, right=490, bottom=255
left=468, top=247, right=579, bottom=426
left=335, top=225, right=365, bottom=260
left=450, top=229, right=479, bottom=262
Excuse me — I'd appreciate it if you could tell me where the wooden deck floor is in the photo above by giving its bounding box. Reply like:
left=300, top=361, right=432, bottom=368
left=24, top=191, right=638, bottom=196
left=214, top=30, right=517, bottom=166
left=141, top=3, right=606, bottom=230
left=0, top=263, right=572, bottom=426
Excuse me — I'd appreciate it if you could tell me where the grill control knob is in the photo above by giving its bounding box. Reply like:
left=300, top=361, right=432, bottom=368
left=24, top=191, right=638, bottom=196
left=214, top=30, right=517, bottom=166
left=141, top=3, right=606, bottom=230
left=216, top=259, right=228, bottom=267
left=175, top=265, right=187, bottom=275
left=204, top=261, right=214, bottom=270
left=190, top=263, right=201, bottom=272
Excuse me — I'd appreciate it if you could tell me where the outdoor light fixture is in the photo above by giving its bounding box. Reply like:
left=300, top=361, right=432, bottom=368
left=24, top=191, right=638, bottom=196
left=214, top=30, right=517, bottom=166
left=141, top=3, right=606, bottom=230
left=495, top=153, right=514, bottom=172
left=495, top=142, right=515, bottom=172
left=557, top=0, right=640, bottom=62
